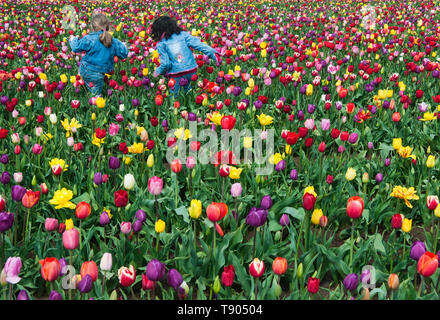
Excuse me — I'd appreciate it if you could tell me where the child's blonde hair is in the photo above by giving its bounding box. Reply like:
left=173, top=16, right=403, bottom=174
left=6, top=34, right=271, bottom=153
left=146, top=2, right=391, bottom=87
left=91, top=12, right=112, bottom=48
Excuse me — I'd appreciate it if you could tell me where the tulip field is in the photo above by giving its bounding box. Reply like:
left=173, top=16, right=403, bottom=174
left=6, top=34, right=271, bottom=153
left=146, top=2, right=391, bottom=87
left=2, top=0, right=440, bottom=301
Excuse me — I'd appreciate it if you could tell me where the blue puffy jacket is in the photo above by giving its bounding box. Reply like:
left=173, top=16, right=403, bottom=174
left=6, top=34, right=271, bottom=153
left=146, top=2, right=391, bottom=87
left=69, top=31, right=128, bottom=73
left=155, top=31, right=217, bottom=76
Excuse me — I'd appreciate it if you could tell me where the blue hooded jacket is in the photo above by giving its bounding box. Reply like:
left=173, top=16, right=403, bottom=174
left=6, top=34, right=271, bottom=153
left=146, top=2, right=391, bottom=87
left=155, top=31, right=217, bottom=76
left=69, top=31, right=128, bottom=73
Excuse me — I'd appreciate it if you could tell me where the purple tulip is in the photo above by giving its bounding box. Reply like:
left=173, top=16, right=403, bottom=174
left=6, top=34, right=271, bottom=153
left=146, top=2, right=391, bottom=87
left=343, top=273, right=359, bottom=291
left=59, top=258, right=67, bottom=276
left=135, top=209, right=146, bottom=223
left=0, top=154, right=8, bottom=164
left=367, top=142, right=374, bottom=149
left=16, top=290, right=29, bottom=300
left=93, top=172, right=103, bottom=185
left=77, top=274, right=93, bottom=293
left=108, top=157, right=121, bottom=170
left=275, top=159, right=286, bottom=172
left=307, top=104, right=316, bottom=114
left=11, top=185, right=26, bottom=202
left=279, top=214, right=290, bottom=226
left=133, top=220, right=143, bottom=233
left=410, top=241, right=426, bottom=261
left=260, top=195, right=272, bottom=210
left=188, top=112, right=197, bottom=121
left=290, top=169, right=298, bottom=180
left=375, top=173, right=383, bottom=183
left=146, top=259, right=165, bottom=282
left=348, top=133, right=359, bottom=144
left=246, top=208, right=268, bottom=227
left=99, top=212, right=110, bottom=226
left=49, top=290, right=63, bottom=300
left=0, top=211, right=14, bottom=232
left=384, top=158, right=391, bottom=167
left=360, top=269, right=370, bottom=286
left=167, top=269, right=183, bottom=290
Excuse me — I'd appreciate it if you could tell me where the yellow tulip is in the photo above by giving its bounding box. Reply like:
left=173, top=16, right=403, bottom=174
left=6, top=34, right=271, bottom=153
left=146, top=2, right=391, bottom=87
left=311, top=209, right=323, bottom=225
left=155, top=219, right=166, bottom=233
left=392, top=138, right=402, bottom=150
left=229, top=167, right=243, bottom=179
left=427, top=155, right=436, bottom=168
left=147, top=154, right=154, bottom=168
left=345, top=167, right=357, bottom=181
left=188, top=199, right=202, bottom=219
left=65, top=218, right=74, bottom=230
left=243, top=137, right=252, bottom=149
left=401, top=218, right=412, bottom=233
left=96, top=97, right=105, bottom=109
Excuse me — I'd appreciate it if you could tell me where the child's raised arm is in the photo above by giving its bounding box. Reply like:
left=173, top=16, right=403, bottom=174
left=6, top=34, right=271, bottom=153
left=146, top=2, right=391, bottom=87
left=183, top=32, right=217, bottom=62
left=113, top=39, right=129, bottom=59
left=69, top=35, right=92, bottom=53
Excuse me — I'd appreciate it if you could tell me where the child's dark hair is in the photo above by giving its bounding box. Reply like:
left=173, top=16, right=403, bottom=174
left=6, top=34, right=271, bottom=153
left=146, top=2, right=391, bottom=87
left=151, top=16, right=183, bottom=42
left=91, top=12, right=112, bottom=48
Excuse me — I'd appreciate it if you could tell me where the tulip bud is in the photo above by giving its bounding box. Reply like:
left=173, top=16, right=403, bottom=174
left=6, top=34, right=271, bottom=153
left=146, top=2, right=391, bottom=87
left=297, top=263, right=303, bottom=278
left=273, top=281, right=282, bottom=298
left=213, top=276, right=221, bottom=294
left=362, top=172, right=369, bottom=183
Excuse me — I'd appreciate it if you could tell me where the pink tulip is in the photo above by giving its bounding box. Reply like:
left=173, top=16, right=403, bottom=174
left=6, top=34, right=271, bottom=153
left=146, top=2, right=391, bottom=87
left=62, top=228, right=79, bottom=250
left=148, top=176, right=163, bottom=195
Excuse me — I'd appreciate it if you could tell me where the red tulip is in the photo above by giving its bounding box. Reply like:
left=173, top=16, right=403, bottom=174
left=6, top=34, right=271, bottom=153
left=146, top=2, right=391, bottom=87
left=318, top=141, right=326, bottom=153
left=249, top=258, right=265, bottom=278
left=22, top=190, right=40, bottom=208
left=81, top=261, right=99, bottom=282
left=221, top=115, right=236, bottom=130
left=0, top=195, right=5, bottom=211
left=171, top=159, right=182, bottom=173
left=416, top=89, right=424, bottom=99
left=114, top=190, right=128, bottom=207
left=118, top=265, right=136, bottom=287
left=418, top=252, right=438, bottom=277
left=95, top=128, right=106, bottom=139
left=39, top=257, right=61, bottom=282
left=307, top=277, right=320, bottom=294
left=391, top=214, right=403, bottom=229
left=221, top=265, right=235, bottom=287
left=427, top=195, right=439, bottom=211
left=75, top=201, right=91, bottom=219
left=302, top=192, right=317, bottom=211
left=155, top=95, right=163, bottom=106
left=347, top=196, right=364, bottom=219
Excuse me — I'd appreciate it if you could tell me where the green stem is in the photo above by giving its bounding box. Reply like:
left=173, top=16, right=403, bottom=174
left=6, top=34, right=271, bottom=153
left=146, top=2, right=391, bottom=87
left=102, top=271, right=106, bottom=297
left=349, top=219, right=355, bottom=272
left=435, top=219, right=439, bottom=253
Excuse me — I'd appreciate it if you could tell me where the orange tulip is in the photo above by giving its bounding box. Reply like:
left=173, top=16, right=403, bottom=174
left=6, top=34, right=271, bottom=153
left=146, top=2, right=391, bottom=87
left=207, top=202, right=228, bottom=222
left=39, top=257, right=61, bottom=282
left=417, top=252, right=438, bottom=277
left=272, top=257, right=288, bottom=275
left=22, top=190, right=40, bottom=208
left=75, top=201, right=91, bottom=219
left=81, top=261, right=99, bottom=282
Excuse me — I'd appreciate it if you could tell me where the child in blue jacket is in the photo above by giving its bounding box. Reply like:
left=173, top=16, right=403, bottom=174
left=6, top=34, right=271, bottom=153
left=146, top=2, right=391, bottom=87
left=151, top=15, right=222, bottom=97
left=69, top=13, right=128, bottom=96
